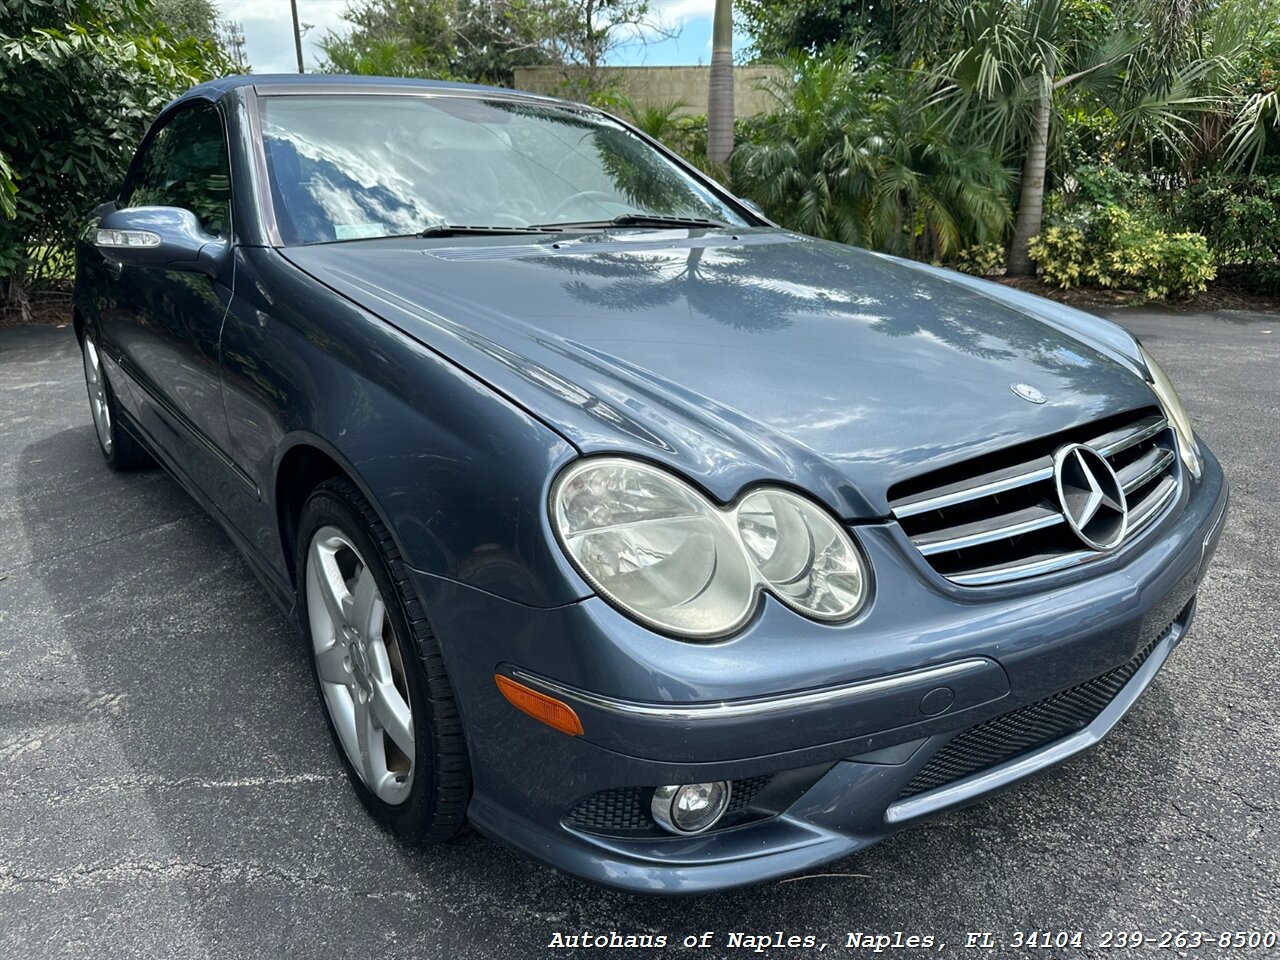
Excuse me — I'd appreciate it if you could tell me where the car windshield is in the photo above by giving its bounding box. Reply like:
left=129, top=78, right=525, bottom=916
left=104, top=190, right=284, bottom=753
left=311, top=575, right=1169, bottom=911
left=257, top=94, right=748, bottom=245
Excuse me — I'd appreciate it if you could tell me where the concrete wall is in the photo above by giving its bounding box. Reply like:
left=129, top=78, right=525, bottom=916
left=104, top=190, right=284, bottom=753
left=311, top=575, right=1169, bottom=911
left=512, top=65, right=786, bottom=117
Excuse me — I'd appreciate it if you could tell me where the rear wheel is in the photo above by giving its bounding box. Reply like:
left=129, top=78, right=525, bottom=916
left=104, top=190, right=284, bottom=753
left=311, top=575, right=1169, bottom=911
left=81, top=330, right=151, bottom=471
left=297, top=476, right=471, bottom=843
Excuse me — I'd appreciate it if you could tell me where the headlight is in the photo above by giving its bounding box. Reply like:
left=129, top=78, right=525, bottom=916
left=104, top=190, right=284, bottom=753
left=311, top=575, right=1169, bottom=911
left=551, top=458, right=869, bottom=639
left=1139, top=344, right=1202, bottom=479
left=735, top=488, right=867, bottom=620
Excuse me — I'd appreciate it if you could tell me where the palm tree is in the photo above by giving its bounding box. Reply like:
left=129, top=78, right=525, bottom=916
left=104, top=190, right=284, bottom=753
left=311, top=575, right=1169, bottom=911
left=619, top=97, right=689, bottom=141
left=707, top=0, right=734, bottom=168
left=732, top=49, right=1012, bottom=257
left=923, top=0, right=1240, bottom=274
left=924, top=0, right=1130, bottom=274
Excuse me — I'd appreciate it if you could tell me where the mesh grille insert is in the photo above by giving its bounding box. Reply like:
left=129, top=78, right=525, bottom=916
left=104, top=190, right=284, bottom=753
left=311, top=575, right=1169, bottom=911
left=897, top=633, right=1167, bottom=800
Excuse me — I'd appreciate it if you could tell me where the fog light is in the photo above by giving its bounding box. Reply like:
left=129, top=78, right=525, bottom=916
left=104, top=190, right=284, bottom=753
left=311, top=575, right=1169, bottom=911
left=651, top=781, right=732, bottom=835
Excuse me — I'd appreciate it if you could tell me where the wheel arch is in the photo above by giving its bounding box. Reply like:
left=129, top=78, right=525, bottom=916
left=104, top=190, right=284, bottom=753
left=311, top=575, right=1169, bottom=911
left=273, top=434, right=402, bottom=591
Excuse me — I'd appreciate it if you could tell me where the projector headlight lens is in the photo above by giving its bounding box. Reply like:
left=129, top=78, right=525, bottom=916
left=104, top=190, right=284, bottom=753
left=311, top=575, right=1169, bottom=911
left=551, top=458, right=869, bottom=639
left=736, top=488, right=867, bottom=620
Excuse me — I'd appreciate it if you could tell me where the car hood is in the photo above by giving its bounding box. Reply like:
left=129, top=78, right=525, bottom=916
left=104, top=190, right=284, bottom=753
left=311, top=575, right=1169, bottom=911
left=283, top=228, right=1155, bottom=518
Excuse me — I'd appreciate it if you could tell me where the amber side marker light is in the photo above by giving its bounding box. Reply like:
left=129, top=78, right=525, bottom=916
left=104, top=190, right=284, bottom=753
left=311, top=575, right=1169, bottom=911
left=495, top=675, right=584, bottom=736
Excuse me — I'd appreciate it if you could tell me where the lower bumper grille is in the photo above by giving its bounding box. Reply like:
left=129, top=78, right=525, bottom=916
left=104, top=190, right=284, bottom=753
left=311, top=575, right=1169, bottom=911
left=897, top=629, right=1170, bottom=800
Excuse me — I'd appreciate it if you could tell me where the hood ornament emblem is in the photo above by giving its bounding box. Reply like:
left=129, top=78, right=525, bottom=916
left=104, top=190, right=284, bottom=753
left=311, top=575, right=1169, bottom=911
left=1053, top=443, right=1128, bottom=551
left=1011, top=382, right=1047, bottom=404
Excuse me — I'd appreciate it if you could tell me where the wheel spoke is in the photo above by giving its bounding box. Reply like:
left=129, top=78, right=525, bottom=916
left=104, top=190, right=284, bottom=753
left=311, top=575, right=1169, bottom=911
left=310, top=538, right=351, bottom=630
left=352, top=694, right=378, bottom=785
left=306, top=526, right=413, bottom=804
left=371, top=679, right=414, bottom=756
left=314, top=640, right=349, bottom=685
left=350, top=565, right=384, bottom=640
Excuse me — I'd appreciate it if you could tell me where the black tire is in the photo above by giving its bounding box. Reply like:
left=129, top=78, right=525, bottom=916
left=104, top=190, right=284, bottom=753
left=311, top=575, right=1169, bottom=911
left=81, top=328, right=151, bottom=471
left=296, top=475, right=471, bottom=844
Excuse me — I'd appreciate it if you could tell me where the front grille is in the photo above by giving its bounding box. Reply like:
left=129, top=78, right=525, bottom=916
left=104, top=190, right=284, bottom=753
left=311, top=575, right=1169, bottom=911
left=563, top=775, right=771, bottom=836
left=897, top=634, right=1164, bottom=799
left=889, top=407, right=1180, bottom=585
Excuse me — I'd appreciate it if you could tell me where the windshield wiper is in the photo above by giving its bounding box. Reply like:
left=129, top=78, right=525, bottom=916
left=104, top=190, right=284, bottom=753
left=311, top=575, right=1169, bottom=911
left=529, top=214, right=730, bottom=230
left=418, top=224, right=562, bottom=238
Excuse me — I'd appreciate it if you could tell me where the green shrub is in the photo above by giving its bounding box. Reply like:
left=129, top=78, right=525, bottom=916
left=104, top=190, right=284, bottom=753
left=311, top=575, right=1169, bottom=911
left=1069, top=164, right=1156, bottom=212
left=952, top=241, right=1006, bottom=276
left=731, top=47, right=1011, bottom=257
left=1174, top=173, right=1280, bottom=295
left=1, top=0, right=236, bottom=312
left=1027, top=224, right=1090, bottom=288
left=1029, top=205, right=1215, bottom=300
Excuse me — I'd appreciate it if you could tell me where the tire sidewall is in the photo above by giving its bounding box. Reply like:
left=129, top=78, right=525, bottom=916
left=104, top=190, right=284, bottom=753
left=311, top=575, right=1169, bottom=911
left=81, top=326, right=150, bottom=471
left=296, top=483, right=446, bottom=839
left=81, top=329, right=117, bottom=463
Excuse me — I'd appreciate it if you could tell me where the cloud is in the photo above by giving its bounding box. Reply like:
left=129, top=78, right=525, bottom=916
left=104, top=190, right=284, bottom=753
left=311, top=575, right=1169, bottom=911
left=212, top=0, right=353, bottom=73
left=647, top=0, right=717, bottom=28
left=212, top=0, right=733, bottom=73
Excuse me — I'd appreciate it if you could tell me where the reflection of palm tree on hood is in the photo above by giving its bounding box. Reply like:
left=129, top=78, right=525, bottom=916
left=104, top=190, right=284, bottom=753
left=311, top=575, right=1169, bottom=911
left=541, top=243, right=819, bottom=332
left=870, top=311, right=1015, bottom=363
left=866, top=275, right=1134, bottom=393
left=539, top=235, right=1142, bottom=399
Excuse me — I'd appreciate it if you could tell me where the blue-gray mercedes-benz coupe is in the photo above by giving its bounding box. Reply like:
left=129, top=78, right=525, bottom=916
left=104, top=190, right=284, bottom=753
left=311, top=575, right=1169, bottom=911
left=74, top=75, right=1228, bottom=893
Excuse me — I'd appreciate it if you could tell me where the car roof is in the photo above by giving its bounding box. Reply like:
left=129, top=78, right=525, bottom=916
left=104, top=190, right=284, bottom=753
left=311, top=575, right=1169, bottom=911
left=166, top=73, right=569, bottom=112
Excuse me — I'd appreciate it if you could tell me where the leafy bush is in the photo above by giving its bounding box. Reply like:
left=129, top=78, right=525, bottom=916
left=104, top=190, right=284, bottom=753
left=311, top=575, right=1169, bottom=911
left=1029, top=206, right=1215, bottom=299
left=1027, top=224, right=1090, bottom=288
left=1, top=0, right=234, bottom=314
left=952, top=241, right=1005, bottom=276
left=1175, top=172, right=1280, bottom=294
left=1067, top=164, right=1156, bottom=212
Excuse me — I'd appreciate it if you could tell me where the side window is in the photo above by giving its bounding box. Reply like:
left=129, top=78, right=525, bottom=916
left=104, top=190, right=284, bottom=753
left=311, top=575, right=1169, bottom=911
left=125, top=104, right=232, bottom=237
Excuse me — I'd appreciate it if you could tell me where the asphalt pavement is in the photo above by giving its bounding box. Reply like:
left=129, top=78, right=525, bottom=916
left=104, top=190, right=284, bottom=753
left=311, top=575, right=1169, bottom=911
left=0, top=309, right=1276, bottom=959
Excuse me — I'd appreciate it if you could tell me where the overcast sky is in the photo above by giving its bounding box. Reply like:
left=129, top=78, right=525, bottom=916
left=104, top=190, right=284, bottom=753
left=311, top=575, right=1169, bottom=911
left=209, top=0, right=745, bottom=76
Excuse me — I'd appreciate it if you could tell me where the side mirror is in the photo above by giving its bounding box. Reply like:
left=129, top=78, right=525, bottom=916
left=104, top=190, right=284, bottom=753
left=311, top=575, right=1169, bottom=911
left=95, top=206, right=227, bottom=277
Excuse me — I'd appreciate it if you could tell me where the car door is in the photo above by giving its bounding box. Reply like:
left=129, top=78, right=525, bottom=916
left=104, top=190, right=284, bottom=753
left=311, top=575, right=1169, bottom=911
left=93, top=102, right=245, bottom=505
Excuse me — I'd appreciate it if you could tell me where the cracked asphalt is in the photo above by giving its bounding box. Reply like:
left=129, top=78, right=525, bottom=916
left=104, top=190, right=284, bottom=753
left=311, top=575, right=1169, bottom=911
left=0, top=310, right=1276, bottom=960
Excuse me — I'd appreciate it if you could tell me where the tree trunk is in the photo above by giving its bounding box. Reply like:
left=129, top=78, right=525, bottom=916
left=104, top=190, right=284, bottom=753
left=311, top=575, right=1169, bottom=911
left=5, top=275, right=32, bottom=324
left=707, top=0, right=734, bottom=169
left=1007, top=90, right=1052, bottom=276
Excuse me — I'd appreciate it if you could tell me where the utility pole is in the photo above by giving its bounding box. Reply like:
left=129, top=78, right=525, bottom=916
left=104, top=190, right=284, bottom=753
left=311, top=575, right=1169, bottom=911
left=290, top=0, right=305, bottom=73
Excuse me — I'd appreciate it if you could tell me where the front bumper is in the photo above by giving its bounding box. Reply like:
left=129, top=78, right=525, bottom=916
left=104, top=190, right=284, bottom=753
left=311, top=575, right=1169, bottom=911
left=412, top=447, right=1229, bottom=894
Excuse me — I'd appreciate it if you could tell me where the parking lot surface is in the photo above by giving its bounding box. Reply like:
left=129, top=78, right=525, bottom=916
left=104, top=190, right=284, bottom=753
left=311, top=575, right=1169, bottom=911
left=0, top=310, right=1276, bottom=959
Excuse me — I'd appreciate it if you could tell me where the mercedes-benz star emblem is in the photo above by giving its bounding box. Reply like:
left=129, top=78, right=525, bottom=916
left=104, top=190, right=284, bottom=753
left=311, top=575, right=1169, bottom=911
left=1053, top=443, right=1128, bottom=551
left=1011, top=382, right=1047, bottom=404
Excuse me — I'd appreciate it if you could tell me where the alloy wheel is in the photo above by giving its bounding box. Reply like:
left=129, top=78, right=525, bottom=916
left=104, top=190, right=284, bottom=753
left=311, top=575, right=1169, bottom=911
left=82, top=336, right=113, bottom=454
left=306, top=526, right=416, bottom=805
